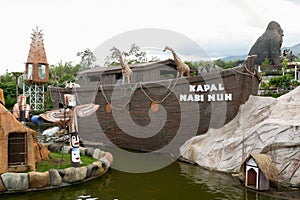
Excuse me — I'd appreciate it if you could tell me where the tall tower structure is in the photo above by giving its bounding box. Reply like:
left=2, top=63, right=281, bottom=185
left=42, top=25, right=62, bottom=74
left=23, top=27, right=49, bottom=111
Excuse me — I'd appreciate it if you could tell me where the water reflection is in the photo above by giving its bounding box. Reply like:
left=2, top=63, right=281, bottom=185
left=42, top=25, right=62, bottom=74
left=178, top=162, right=297, bottom=200
left=179, top=162, right=243, bottom=200
left=0, top=162, right=295, bottom=200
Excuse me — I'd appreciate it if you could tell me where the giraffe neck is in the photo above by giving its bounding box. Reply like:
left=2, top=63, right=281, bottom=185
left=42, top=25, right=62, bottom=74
left=116, top=50, right=127, bottom=69
left=169, top=49, right=182, bottom=65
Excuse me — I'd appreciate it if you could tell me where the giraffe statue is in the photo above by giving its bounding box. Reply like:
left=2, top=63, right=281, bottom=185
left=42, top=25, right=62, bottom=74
left=110, top=46, right=133, bottom=84
left=163, top=46, right=190, bottom=77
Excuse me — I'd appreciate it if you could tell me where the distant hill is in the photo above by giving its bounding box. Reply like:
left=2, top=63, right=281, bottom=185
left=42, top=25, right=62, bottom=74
left=219, top=43, right=300, bottom=62
left=221, top=54, right=247, bottom=61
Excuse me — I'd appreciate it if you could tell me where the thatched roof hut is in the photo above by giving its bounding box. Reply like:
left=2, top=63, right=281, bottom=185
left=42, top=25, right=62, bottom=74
left=240, top=153, right=279, bottom=180
left=240, top=153, right=279, bottom=190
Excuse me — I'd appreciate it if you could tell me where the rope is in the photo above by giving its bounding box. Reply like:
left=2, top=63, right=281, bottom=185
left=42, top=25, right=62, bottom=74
left=49, top=87, right=54, bottom=102
left=139, top=78, right=180, bottom=103
left=244, top=63, right=256, bottom=76
left=99, top=85, right=130, bottom=111
left=99, top=78, right=181, bottom=110
left=74, top=84, right=98, bottom=105
left=57, top=87, right=64, bottom=105
left=231, top=63, right=262, bottom=81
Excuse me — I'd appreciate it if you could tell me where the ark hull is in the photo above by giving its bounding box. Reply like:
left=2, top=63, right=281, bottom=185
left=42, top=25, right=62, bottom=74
left=49, top=57, right=260, bottom=152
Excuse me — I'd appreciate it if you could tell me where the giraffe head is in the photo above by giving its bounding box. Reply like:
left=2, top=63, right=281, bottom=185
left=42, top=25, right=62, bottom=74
left=110, top=46, right=118, bottom=51
left=163, top=46, right=172, bottom=52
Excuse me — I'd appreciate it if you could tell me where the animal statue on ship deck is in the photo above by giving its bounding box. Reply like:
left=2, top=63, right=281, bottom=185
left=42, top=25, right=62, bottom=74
left=163, top=46, right=190, bottom=77
left=110, top=46, right=133, bottom=84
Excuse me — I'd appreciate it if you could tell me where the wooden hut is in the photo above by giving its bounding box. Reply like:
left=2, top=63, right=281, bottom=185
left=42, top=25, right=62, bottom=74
left=77, top=59, right=179, bottom=86
left=0, top=103, right=50, bottom=173
left=240, top=154, right=279, bottom=191
left=25, top=27, right=49, bottom=84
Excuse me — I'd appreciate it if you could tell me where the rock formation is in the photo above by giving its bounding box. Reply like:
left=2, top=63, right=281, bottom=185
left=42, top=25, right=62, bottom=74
left=248, top=21, right=284, bottom=65
left=180, top=86, right=300, bottom=187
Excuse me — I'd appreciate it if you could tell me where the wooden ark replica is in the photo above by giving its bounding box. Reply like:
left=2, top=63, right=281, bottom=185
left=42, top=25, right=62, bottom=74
left=25, top=27, right=49, bottom=84
left=49, top=56, right=261, bottom=152
left=240, top=154, right=279, bottom=191
left=0, top=103, right=49, bottom=173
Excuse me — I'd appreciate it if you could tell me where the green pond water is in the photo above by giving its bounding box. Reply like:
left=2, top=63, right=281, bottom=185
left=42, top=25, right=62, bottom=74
left=1, top=161, right=295, bottom=200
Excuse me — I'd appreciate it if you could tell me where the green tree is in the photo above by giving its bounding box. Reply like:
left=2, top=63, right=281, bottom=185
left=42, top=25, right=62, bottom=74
left=44, top=61, right=81, bottom=110
left=213, top=59, right=241, bottom=69
left=294, top=53, right=300, bottom=62
left=76, top=48, right=96, bottom=70
left=282, top=58, right=288, bottom=76
left=213, top=59, right=225, bottom=68
left=105, top=44, right=148, bottom=66
left=269, top=73, right=294, bottom=92
left=49, top=61, right=80, bottom=87
left=0, top=73, right=17, bottom=110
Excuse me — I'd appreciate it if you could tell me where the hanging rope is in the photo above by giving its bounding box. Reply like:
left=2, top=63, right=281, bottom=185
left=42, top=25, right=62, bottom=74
left=99, top=77, right=181, bottom=111
left=56, top=87, right=64, bottom=106
left=74, top=84, right=99, bottom=105
left=231, top=62, right=262, bottom=81
left=99, top=84, right=131, bottom=111
left=139, top=78, right=180, bottom=104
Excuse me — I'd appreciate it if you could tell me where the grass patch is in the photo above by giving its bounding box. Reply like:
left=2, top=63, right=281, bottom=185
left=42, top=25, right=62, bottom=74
left=35, top=152, right=97, bottom=172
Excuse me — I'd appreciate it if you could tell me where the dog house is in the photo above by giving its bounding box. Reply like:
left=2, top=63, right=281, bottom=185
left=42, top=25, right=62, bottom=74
left=25, top=27, right=49, bottom=84
left=0, top=103, right=50, bottom=173
left=240, top=154, right=279, bottom=191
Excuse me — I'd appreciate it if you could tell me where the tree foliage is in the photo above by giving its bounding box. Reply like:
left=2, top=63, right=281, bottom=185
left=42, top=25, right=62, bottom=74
left=49, top=61, right=80, bottom=87
left=76, top=48, right=96, bottom=70
left=213, top=59, right=242, bottom=69
left=0, top=73, right=18, bottom=110
left=104, top=44, right=150, bottom=66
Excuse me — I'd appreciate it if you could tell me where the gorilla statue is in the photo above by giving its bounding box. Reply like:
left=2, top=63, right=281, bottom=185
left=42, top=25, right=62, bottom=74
left=248, top=21, right=284, bottom=65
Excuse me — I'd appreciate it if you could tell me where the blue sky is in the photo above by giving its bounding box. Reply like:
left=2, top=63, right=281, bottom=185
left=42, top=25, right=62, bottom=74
left=0, top=0, right=299, bottom=74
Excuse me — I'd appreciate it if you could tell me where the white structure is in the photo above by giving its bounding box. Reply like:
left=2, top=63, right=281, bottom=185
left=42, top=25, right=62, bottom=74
left=23, top=82, right=45, bottom=111
left=245, top=157, right=269, bottom=190
left=242, top=154, right=278, bottom=191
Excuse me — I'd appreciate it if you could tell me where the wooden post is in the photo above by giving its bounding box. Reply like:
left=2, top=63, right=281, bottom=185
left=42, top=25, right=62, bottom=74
left=70, top=131, right=80, bottom=167
left=64, top=94, right=81, bottom=167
